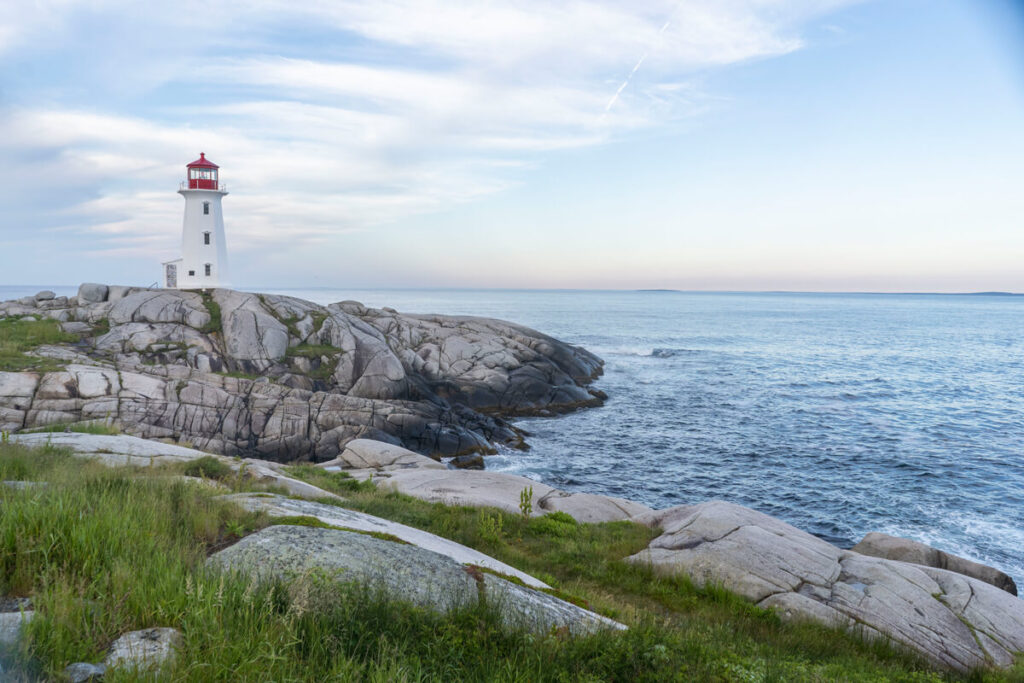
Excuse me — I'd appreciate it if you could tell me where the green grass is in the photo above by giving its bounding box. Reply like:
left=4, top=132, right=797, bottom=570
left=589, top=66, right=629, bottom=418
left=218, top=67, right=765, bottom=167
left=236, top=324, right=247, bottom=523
left=285, top=344, right=343, bottom=380
left=0, top=318, right=76, bottom=371
left=198, top=293, right=222, bottom=335
left=1, top=443, right=1019, bottom=681
left=182, top=455, right=234, bottom=481
left=21, top=421, right=121, bottom=436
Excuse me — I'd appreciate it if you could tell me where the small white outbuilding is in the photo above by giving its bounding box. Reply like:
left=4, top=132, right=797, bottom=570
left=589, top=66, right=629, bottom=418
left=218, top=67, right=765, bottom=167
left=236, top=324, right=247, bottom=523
left=162, top=153, right=230, bottom=289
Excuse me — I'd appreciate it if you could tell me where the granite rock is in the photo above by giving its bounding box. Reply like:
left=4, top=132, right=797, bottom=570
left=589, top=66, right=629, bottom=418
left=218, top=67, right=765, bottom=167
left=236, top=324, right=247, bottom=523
left=222, top=493, right=547, bottom=588
left=628, top=500, right=1024, bottom=672
left=208, top=525, right=623, bottom=635
left=1, top=286, right=602, bottom=461
left=852, top=531, right=1018, bottom=596
left=105, top=627, right=182, bottom=672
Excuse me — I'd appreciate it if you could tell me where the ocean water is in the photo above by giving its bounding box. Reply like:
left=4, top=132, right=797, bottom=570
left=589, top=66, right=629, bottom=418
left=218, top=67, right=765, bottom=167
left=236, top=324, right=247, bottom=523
left=6, top=286, right=1023, bottom=585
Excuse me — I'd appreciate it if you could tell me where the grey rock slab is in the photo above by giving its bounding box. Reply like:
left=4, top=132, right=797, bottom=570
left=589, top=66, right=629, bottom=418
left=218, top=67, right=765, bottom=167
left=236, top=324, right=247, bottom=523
left=378, top=469, right=557, bottom=517
left=627, top=500, right=1024, bottom=672
left=213, top=290, right=289, bottom=368
left=64, top=662, right=107, bottom=682
left=325, top=439, right=446, bottom=472
left=208, top=525, right=623, bottom=634
left=105, top=627, right=182, bottom=671
left=34, top=291, right=55, bottom=301
left=629, top=501, right=843, bottom=602
left=238, top=460, right=343, bottom=501
left=484, top=575, right=625, bottom=635
left=853, top=531, right=1017, bottom=596
left=77, top=283, right=109, bottom=304
left=221, top=493, right=548, bottom=588
left=537, top=489, right=653, bottom=523
left=209, top=525, right=480, bottom=613
left=109, top=291, right=210, bottom=329
left=0, top=611, right=33, bottom=646
left=10, top=432, right=215, bottom=462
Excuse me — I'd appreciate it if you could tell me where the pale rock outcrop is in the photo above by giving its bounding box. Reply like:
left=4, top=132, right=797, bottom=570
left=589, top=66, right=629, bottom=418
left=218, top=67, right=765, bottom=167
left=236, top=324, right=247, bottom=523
left=223, top=493, right=546, bottom=588
left=213, top=290, right=289, bottom=372
left=0, top=372, right=39, bottom=431
left=852, top=531, right=1018, bottom=596
left=537, top=489, right=653, bottom=524
left=209, top=525, right=624, bottom=635
left=7, top=433, right=339, bottom=501
left=77, top=283, right=109, bottom=304
left=108, top=290, right=210, bottom=329
left=105, top=627, right=182, bottom=672
left=628, top=501, right=1024, bottom=672
left=3, top=286, right=600, bottom=460
left=0, top=611, right=33, bottom=646
left=378, top=469, right=558, bottom=516
left=318, top=438, right=447, bottom=474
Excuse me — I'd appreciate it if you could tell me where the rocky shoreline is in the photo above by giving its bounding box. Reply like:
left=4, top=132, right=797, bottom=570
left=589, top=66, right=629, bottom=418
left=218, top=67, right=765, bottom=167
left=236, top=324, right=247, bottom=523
left=0, top=285, right=605, bottom=461
left=2, top=286, right=1023, bottom=674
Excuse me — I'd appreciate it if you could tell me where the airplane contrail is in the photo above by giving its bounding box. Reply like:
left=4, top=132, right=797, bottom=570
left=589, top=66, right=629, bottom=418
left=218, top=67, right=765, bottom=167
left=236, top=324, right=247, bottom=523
left=603, top=15, right=674, bottom=114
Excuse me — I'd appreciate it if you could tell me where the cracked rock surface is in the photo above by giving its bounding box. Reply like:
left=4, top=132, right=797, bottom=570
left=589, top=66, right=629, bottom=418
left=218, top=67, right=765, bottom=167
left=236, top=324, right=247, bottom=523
left=628, top=501, right=1024, bottom=672
left=0, top=285, right=605, bottom=461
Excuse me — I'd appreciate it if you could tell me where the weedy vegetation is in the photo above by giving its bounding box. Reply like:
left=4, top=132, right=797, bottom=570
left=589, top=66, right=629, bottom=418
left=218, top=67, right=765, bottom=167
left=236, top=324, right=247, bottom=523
left=0, top=318, right=76, bottom=372
left=0, top=441, right=1019, bottom=681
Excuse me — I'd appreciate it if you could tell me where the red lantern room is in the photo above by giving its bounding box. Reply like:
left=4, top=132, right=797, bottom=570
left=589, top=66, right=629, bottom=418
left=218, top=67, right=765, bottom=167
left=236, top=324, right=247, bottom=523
left=186, top=152, right=220, bottom=190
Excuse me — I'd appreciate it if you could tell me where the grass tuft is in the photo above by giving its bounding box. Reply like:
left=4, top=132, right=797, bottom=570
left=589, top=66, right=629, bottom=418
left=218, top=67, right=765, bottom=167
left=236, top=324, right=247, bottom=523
left=0, top=318, right=76, bottom=371
left=182, top=456, right=234, bottom=481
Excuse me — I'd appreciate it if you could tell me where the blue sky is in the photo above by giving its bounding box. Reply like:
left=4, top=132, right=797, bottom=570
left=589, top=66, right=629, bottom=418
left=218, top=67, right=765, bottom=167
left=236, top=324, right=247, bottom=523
left=1, top=0, right=1022, bottom=291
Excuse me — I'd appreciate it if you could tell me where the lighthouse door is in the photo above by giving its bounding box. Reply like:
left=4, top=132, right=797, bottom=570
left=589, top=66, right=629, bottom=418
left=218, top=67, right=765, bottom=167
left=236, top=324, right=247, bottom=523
left=165, top=263, right=177, bottom=288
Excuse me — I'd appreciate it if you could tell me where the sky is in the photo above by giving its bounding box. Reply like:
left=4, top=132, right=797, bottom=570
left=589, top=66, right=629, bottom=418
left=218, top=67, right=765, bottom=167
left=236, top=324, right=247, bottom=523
left=1, top=0, right=1023, bottom=292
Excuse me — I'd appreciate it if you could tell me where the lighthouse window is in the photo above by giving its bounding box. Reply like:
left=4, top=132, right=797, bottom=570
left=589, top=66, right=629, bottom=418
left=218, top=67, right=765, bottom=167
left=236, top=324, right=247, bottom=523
left=203, top=202, right=209, bottom=215
left=205, top=264, right=212, bottom=277
left=188, top=270, right=195, bottom=276
left=203, top=232, right=211, bottom=245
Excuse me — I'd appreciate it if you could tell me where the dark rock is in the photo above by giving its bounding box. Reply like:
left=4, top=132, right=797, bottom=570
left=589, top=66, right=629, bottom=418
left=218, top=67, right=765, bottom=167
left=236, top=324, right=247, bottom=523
left=449, top=454, right=485, bottom=469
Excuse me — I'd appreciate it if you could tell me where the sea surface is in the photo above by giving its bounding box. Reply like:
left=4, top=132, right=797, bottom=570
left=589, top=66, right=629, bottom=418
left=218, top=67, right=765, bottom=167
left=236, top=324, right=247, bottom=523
left=5, top=286, right=1023, bottom=585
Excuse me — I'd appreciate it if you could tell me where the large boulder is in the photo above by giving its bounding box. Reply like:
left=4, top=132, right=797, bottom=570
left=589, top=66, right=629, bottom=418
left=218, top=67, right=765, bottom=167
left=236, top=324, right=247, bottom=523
left=77, top=283, right=109, bottom=304
left=209, top=525, right=623, bottom=635
left=222, top=493, right=546, bottom=588
left=628, top=501, right=1024, bottom=672
left=852, top=532, right=1017, bottom=596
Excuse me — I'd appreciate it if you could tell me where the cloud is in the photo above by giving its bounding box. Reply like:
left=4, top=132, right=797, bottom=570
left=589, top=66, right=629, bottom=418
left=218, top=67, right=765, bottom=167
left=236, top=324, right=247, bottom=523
left=0, top=0, right=861, bottom=282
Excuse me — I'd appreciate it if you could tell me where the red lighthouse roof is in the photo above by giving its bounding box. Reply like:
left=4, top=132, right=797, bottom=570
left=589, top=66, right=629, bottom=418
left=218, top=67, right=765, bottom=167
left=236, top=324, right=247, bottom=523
left=186, top=152, right=219, bottom=169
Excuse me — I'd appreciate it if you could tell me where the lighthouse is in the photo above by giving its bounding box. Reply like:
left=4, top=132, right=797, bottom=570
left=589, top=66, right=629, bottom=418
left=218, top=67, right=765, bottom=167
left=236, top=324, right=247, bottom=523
left=162, top=153, right=230, bottom=289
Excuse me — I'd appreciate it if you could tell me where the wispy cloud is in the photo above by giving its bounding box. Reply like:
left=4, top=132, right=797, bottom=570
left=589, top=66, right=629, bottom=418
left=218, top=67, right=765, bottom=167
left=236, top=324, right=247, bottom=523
left=0, top=0, right=860, bottom=281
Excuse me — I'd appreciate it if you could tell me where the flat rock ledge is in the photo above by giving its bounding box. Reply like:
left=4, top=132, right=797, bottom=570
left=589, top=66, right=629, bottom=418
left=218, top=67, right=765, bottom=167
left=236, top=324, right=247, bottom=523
left=209, top=525, right=624, bottom=636
left=1, top=285, right=606, bottom=462
left=628, top=501, right=1024, bottom=672
left=8, top=433, right=342, bottom=502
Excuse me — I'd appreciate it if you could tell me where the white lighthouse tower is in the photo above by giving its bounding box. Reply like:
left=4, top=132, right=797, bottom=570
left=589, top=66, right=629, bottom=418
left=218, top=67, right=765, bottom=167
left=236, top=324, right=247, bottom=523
left=162, top=153, right=230, bottom=289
